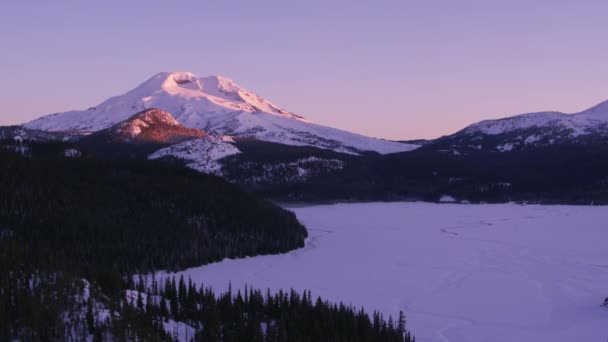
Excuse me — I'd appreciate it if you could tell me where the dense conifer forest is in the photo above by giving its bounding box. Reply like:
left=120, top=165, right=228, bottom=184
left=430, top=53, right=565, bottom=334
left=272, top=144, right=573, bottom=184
left=0, top=148, right=306, bottom=277
left=0, top=148, right=413, bottom=340
left=222, top=140, right=608, bottom=204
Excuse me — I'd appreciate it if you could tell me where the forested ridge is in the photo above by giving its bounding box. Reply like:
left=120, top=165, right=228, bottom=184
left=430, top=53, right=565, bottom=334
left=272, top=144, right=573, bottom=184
left=0, top=149, right=306, bottom=278
left=222, top=140, right=608, bottom=204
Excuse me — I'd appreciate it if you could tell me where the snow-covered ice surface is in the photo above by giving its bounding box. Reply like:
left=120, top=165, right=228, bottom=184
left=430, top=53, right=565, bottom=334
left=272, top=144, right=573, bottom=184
left=154, top=202, right=608, bottom=342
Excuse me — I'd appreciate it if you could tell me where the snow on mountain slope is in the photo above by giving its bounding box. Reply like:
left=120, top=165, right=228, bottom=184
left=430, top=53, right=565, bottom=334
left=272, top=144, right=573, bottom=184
left=427, top=99, right=608, bottom=154
left=464, top=99, right=608, bottom=136
left=149, top=136, right=241, bottom=174
left=25, top=72, right=417, bottom=154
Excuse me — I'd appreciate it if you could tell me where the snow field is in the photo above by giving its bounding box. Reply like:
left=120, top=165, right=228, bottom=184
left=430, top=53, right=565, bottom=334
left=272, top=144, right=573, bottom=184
left=153, top=203, right=608, bottom=342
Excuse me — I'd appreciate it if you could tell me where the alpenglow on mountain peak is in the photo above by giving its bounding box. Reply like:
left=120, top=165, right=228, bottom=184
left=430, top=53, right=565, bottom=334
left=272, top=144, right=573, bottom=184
left=142, top=72, right=241, bottom=96
left=125, top=71, right=300, bottom=119
left=24, top=71, right=418, bottom=154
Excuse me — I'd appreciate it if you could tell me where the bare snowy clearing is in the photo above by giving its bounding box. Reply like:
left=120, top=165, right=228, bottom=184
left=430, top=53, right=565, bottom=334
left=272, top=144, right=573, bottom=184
left=154, top=203, right=608, bottom=342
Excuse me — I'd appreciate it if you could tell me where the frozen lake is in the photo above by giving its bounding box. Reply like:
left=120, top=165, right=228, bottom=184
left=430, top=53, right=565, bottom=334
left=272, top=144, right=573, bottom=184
left=158, top=203, right=608, bottom=341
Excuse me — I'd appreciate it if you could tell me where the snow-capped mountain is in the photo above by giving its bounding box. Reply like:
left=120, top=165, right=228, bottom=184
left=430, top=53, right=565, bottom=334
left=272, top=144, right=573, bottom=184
left=25, top=72, right=417, bottom=154
left=428, top=99, right=608, bottom=153
left=84, top=108, right=206, bottom=144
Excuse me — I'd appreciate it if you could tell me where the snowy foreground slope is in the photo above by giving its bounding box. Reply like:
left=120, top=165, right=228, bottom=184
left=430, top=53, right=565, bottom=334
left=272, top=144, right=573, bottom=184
left=24, top=72, right=417, bottom=154
left=153, top=203, right=608, bottom=342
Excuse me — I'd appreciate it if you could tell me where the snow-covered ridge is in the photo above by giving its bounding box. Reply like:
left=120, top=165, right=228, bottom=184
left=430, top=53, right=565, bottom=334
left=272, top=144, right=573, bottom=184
left=24, top=71, right=418, bottom=154
left=464, top=99, right=608, bottom=136
left=429, top=98, right=608, bottom=153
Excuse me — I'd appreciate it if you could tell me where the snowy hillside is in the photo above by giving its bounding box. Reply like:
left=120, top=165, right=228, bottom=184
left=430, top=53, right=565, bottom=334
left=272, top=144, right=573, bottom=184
left=465, top=99, right=608, bottom=136
left=149, top=136, right=241, bottom=174
left=25, top=72, right=417, bottom=154
left=427, top=99, right=608, bottom=153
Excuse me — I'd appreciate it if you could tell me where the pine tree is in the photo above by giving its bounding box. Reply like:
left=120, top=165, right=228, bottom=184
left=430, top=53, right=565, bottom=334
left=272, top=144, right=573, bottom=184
left=136, top=292, right=144, bottom=313
left=145, top=290, right=153, bottom=316
left=398, top=310, right=407, bottom=337
left=86, top=298, right=95, bottom=335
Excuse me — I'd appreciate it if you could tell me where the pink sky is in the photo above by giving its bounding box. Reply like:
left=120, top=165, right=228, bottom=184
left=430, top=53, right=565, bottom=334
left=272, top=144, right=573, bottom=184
left=1, top=1, right=607, bottom=140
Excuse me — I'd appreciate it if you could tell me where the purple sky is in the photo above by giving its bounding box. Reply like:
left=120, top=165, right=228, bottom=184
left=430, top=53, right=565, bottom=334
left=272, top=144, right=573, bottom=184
left=1, top=1, right=607, bottom=140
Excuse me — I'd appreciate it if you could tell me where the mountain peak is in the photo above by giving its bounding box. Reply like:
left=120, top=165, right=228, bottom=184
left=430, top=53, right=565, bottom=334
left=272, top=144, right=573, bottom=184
left=156, top=71, right=197, bottom=79
left=204, top=74, right=235, bottom=83
left=142, top=72, right=239, bottom=93
left=577, top=99, right=608, bottom=118
left=24, top=70, right=308, bottom=132
left=23, top=72, right=418, bottom=154
left=201, top=74, right=240, bottom=93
